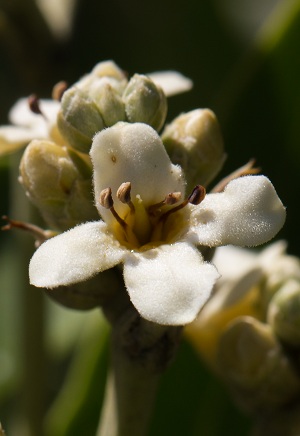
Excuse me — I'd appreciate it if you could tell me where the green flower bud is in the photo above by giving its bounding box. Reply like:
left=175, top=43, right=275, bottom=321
left=57, top=87, right=105, bottom=153
left=123, top=74, right=167, bottom=131
left=79, top=60, right=128, bottom=94
left=19, top=140, right=98, bottom=231
left=217, top=316, right=300, bottom=412
left=92, top=82, right=126, bottom=127
left=268, top=280, right=300, bottom=348
left=162, top=109, right=226, bottom=190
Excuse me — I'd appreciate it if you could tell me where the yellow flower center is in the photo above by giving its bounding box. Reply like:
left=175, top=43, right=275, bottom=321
left=99, top=182, right=205, bottom=251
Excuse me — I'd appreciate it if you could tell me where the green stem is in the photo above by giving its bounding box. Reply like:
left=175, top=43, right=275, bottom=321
left=97, top=306, right=182, bottom=436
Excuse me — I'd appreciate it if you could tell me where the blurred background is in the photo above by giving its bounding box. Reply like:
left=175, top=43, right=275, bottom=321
left=0, top=0, right=299, bottom=434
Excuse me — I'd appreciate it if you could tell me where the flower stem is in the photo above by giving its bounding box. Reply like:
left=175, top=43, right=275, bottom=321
left=97, top=305, right=182, bottom=436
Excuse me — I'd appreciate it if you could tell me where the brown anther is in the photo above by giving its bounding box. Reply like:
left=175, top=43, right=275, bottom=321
left=159, top=186, right=205, bottom=223
left=99, top=188, right=114, bottom=209
left=99, top=188, right=128, bottom=229
left=52, top=81, right=68, bottom=101
left=165, top=192, right=182, bottom=205
left=117, top=182, right=131, bottom=204
left=148, top=192, right=182, bottom=215
left=117, top=182, right=135, bottom=213
left=188, top=185, right=206, bottom=205
left=28, top=94, right=46, bottom=118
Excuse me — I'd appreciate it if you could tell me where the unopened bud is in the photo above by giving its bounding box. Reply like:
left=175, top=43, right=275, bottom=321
left=92, top=82, right=126, bottom=127
left=77, top=60, right=128, bottom=95
left=19, top=140, right=98, bottom=230
left=217, top=316, right=300, bottom=412
left=162, top=109, right=226, bottom=190
left=268, top=279, right=300, bottom=348
left=57, top=87, right=105, bottom=153
left=123, top=74, right=167, bottom=131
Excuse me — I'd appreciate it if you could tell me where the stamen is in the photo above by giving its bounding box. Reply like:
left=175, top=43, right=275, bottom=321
left=188, top=185, right=206, bottom=205
left=159, top=185, right=206, bottom=222
left=52, top=81, right=68, bottom=101
left=99, top=187, right=114, bottom=209
left=99, top=187, right=126, bottom=228
left=117, top=182, right=135, bottom=213
left=99, top=188, right=140, bottom=247
left=28, top=94, right=47, bottom=120
left=148, top=192, right=182, bottom=215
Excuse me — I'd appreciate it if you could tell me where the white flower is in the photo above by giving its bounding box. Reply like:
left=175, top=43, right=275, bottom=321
left=29, top=122, right=286, bottom=325
left=0, top=98, right=61, bottom=156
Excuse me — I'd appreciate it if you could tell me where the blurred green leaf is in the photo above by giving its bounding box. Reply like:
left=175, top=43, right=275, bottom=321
left=45, top=311, right=109, bottom=436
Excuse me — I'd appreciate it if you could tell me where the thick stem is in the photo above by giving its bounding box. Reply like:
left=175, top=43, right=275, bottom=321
left=97, top=308, right=182, bottom=436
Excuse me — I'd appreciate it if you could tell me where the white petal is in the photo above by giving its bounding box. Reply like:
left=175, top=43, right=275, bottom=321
left=147, top=71, right=193, bottom=97
left=0, top=127, right=34, bottom=155
left=91, top=122, right=185, bottom=222
left=29, top=221, right=126, bottom=288
left=123, top=242, right=220, bottom=325
left=9, top=98, right=59, bottom=127
left=189, top=175, right=286, bottom=247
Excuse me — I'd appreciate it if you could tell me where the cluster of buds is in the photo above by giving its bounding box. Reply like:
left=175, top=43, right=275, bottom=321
left=3, top=60, right=226, bottom=236
left=57, top=61, right=168, bottom=153
left=186, top=242, right=300, bottom=434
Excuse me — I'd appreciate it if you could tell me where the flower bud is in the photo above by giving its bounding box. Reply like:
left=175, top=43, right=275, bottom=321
left=162, top=109, right=226, bottom=190
left=19, top=140, right=98, bottom=230
left=57, top=87, right=105, bottom=153
left=91, top=82, right=126, bottom=127
left=123, top=74, right=167, bottom=131
left=217, top=316, right=300, bottom=412
left=78, top=60, right=128, bottom=93
left=268, top=279, right=300, bottom=348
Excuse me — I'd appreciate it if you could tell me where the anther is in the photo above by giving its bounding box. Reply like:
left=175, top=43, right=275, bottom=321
left=99, top=188, right=127, bottom=229
left=117, top=182, right=135, bottom=213
left=52, top=81, right=68, bottom=101
left=28, top=94, right=47, bottom=119
left=159, top=185, right=206, bottom=223
left=188, top=185, right=206, bottom=205
left=99, top=187, right=114, bottom=209
left=148, top=192, right=182, bottom=215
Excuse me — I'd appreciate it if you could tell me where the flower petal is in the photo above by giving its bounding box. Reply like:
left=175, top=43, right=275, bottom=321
left=91, top=122, right=185, bottom=222
left=9, top=98, right=59, bottom=127
left=147, top=71, right=193, bottom=97
left=0, top=127, right=34, bottom=155
left=188, top=175, right=286, bottom=247
left=123, top=242, right=220, bottom=325
left=29, top=221, right=126, bottom=288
